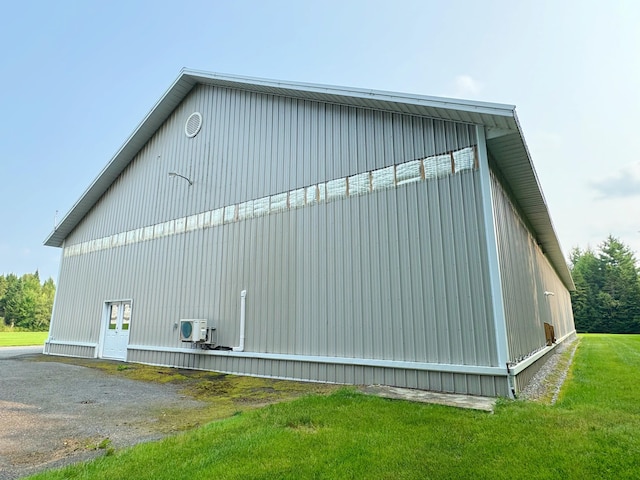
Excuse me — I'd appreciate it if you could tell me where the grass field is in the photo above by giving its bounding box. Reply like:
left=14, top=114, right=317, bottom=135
left=28, top=334, right=640, bottom=479
left=0, top=331, right=48, bottom=347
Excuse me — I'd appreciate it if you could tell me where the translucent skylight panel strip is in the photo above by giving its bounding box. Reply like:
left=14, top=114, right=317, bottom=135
left=396, top=160, right=422, bottom=186
left=372, top=166, right=395, bottom=190
left=326, top=178, right=347, bottom=200
left=65, top=144, right=478, bottom=258
left=348, top=172, right=370, bottom=196
left=453, top=147, right=475, bottom=173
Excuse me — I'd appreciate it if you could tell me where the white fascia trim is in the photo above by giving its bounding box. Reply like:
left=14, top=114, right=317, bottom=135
left=127, top=345, right=508, bottom=376
left=556, top=330, right=577, bottom=344
left=43, top=351, right=95, bottom=359
left=182, top=69, right=516, bottom=117
left=45, top=340, right=98, bottom=348
left=508, top=330, right=576, bottom=375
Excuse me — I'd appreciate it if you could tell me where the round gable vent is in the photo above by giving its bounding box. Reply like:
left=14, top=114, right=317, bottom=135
left=185, top=112, right=202, bottom=138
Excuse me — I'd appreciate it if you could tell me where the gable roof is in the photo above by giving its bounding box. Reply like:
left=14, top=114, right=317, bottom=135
left=44, top=68, right=574, bottom=289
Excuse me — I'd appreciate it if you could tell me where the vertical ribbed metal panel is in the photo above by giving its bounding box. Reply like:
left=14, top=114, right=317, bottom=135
left=50, top=84, right=505, bottom=394
left=490, top=171, right=574, bottom=362
left=45, top=344, right=95, bottom=358
left=532, top=246, right=575, bottom=339
left=67, top=86, right=478, bottom=243
left=126, top=349, right=509, bottom=396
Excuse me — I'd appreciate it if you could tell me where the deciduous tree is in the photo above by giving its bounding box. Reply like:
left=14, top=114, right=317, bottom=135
left=0, top=272, right=56, bottom=331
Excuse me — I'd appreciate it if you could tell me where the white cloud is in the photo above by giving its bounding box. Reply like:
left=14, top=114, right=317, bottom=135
left=591, top=162, right=640, bottom=199
left=452, top=74, right=483, bottom=98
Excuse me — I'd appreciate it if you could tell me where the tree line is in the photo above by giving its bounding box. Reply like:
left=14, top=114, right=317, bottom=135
left=0, top=272, right=55, bottom=331
left=570, top=236, right=640, bottom=334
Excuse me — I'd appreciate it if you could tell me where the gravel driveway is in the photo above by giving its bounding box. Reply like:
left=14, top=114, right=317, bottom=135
left=0, top=347, right=202, bottom=480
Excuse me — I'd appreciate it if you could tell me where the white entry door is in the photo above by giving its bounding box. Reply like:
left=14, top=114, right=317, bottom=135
left=102, top=301, right=131, bottom=360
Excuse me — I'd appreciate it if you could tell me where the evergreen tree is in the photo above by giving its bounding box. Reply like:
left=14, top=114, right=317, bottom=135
left=570, top=236, right=640, bottom=333
left=597, top=236, right=640, bottom=333
left=0, top=275, right=7, bottom=321
left=3, top=275, right=25, bottom=328
left=569, top=247, right=601, bottom=332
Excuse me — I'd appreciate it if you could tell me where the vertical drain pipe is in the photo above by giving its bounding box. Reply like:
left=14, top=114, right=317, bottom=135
left=233, top=290, right=247, bottom=352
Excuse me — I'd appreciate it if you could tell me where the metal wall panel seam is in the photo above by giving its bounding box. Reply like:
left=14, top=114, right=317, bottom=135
left=452, top=174, right=476, bottom=364
left=431, top=177, right=451, bottom=363
left=395, top=187, right=411, bottom=360
left=471, top=173, right=497, bottom=365
left=466, top=173, right=488, bottom=364
left=410, top=186, right=427, bottom=362
left=407, top=187, right=424, bottom=360
left=423, top=180, right=440, bottom=362
left=441, top=176, right=464, bottom=363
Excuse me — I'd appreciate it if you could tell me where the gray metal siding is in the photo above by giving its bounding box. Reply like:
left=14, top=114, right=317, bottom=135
left=127, top=349, right=509, bottom=397
left=531, top=248, right=575, bottom=340
left=48, top=84, right=504, bottom=394
left=66, top=85, right=476, bottom=244
left=44, top=343, right=96, bottom=358
left=490, top=172, right=575, bottom=363
left=52, top=172, right=498, bottom=366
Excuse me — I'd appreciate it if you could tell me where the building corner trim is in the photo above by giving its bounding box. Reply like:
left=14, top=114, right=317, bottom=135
left=476, top=125, right=513, bottom=396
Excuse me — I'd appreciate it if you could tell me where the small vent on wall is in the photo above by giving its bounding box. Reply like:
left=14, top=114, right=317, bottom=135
left=185, top=112, right=202, bottom=138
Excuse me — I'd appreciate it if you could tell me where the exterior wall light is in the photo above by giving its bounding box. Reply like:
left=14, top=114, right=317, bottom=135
left=168, top=171, right=193, bottom=186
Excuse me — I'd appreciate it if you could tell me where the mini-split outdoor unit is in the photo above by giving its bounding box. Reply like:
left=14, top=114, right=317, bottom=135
left=180, top=319, right=209, bottom=342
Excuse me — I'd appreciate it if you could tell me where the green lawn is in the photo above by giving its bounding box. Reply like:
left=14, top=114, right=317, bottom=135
left=0, top=331, right=48, bottom=346
left=28, top=334, right=640, bottom=479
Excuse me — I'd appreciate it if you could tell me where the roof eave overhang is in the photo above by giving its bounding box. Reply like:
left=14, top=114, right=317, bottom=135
left=44, top=73, right=200, bottom=247
left=180, top=69, right=518, bottom=129
left=486, top=115, right=575, bottom=290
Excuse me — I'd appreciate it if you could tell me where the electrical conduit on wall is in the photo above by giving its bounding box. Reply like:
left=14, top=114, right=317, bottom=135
left=233, top=290, right=247, bottom=352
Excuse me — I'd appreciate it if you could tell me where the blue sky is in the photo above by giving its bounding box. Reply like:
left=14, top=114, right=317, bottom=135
left=1, top=0, right=639, bottom=282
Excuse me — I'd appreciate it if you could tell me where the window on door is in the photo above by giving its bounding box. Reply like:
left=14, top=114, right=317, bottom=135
left=109, top=304, right=119, bottom=330
left=122, top=303, right=131, bottom=330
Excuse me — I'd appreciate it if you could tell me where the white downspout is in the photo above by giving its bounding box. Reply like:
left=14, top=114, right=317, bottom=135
left=233, top=290, right=247, bottom=352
